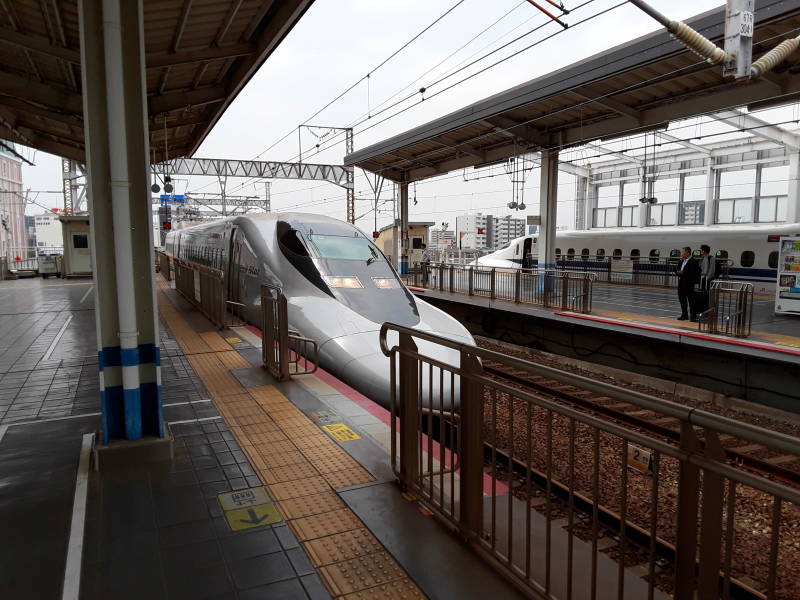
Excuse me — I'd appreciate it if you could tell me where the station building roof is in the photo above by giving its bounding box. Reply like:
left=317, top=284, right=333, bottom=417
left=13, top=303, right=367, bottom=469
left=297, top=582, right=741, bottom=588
left=0, top=0, right=313, bottom=163
left=345, top=0, right=800, bottom=183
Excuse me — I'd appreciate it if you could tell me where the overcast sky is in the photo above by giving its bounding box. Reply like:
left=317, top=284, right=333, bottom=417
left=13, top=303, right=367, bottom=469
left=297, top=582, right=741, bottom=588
left=20, top=0, right=775, bottom=230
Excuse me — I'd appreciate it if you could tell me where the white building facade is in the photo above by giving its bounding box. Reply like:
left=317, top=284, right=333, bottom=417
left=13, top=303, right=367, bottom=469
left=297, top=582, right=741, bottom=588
left=455, top=213, right=526, bottom=249
left=429, top=228, right=455, bottom=249
left=0, top=143, right=25, bottom=258
left=34, top=212, right=64, bottom=250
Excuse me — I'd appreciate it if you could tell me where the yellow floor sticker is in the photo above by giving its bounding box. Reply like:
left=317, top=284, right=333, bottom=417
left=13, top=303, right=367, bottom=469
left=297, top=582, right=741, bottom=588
left=218, top=485, right=283, bottom=531
left=322, top=423, right=360, bottom=442
left=226, top=337, right=242, bottom=343
left=224, top=503, right=283, bottom=531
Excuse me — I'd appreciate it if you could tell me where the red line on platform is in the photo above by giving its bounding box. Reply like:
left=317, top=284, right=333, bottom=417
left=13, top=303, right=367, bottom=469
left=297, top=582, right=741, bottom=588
left=555, top=312, right=800, bottom=357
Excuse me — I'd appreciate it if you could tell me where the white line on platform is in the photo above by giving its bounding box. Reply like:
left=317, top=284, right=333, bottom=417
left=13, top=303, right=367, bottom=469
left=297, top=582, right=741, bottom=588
left=0, top=424, right=8, bottom=444
left=43, top=314, right=74, bottom=361
left=162, top=399, right=213, bottom=407
left=168, top=415, right=221, bottom=425
left=62, top=432, right=93, bottom=600
left=79, top=286, right=94, bottom=304
left=6, top=412, right=101, bottom=427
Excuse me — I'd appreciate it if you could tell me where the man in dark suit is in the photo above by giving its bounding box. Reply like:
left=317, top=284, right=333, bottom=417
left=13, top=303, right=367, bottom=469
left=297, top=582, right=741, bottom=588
left=675, top=246, right=701, bottom=321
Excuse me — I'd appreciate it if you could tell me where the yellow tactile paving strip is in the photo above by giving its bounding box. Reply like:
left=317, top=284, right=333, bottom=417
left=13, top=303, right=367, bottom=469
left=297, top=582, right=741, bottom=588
left=593, top=307, right=800, bottom=348
left=158, top=285, right=427, bottom=599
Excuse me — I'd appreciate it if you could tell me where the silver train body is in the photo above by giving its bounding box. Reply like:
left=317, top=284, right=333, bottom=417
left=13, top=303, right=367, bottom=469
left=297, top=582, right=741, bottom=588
left=475, top=223, right=800, bottom=293
left=165, top=213, right=474, bottom=408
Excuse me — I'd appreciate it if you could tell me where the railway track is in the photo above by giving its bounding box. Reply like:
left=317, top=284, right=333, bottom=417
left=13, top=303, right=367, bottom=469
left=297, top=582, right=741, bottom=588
left=482, top=362, right=800, bottom=488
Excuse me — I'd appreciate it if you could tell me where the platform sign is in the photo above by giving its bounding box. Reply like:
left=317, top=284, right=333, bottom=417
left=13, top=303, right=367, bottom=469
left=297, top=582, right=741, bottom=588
left=323, top=423, right=361, bottom=442
left=217, top=486, right=283, bottom=531
left=775, top=236, right=800, bottom=315
left=627, top=445, right=653, bottom=474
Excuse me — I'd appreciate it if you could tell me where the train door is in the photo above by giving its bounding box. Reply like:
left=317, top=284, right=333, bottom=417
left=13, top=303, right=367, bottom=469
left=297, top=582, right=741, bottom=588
left=522, top=237, right=534, bottom=270
left=228, top=228, right=244, bottom=320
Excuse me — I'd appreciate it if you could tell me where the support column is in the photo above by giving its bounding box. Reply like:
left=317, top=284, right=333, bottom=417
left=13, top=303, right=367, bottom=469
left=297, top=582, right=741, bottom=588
left=538, top=150, right=558, bottom=269
left=787, top=151, right=800, bottom=224
left=585, top=182, right=597, bottom=230
left=574, top=175, right=588, bottom=230
left=80, top=0, right=164, bottom=447
left=400, top=179, right=409, bottom=275
left=638, top=174, right=649, bottom=227
left=704, top=161, right=717, bottom=226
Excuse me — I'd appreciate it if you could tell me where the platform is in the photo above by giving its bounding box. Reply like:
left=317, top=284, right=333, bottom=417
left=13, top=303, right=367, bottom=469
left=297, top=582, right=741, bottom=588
left=0, top=277, right=524, bottom=600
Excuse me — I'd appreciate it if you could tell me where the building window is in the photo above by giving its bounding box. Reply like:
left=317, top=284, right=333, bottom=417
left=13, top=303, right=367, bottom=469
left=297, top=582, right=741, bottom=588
left=73, top=234, right=89, bottom=249
left=740, top=251, right=755, bottom=268
left=769, top=251, right=779, bottom=269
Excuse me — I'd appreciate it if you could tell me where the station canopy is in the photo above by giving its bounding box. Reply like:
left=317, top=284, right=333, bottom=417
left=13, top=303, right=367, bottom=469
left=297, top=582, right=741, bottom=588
left=346, top=0, right=800, bottom=183
left=0, top=0, right=313, bottom=163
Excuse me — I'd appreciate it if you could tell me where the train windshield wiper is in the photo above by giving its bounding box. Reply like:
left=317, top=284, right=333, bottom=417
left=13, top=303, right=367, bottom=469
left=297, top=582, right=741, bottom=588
left=366, top=246, right=378, bottom=266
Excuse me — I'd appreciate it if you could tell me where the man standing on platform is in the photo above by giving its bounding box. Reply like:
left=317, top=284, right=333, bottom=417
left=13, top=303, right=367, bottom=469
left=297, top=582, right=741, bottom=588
left=675, top=246, right=700, bottom=321
left=698, top=244, right=715, bottom=289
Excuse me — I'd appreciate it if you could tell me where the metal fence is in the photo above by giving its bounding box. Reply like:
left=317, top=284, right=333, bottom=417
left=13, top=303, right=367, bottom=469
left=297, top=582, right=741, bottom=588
left=380, top=323, right=800, bottom=600
left=172, top=258, right=227, bottom=328
left=155, top=250, right=172, bottom=281
left=555, top=256, right=731, bottom=289
left=409, top=264, right=594, bottom=313
left=260, top=284, right=318, bottom=381
left=699, top=280, right=754, bottom=338
left=6, top=246, right=63, bottom=272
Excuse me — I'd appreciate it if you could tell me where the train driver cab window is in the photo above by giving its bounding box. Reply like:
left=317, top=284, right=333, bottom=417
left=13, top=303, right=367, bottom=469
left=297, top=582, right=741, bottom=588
left=279, top=227, right=310, bottom=257
left=769, top=251, right=779, bottom=269
left=596, top=249, right=605, bottom=260
left=307, top=234, right=377, bottom=261
left=567, top=248, right=575, bottom=260
left=612, top=249, right=622, bottom=261
left=740, top=250, right=755, bottom=268
left=649, top=249, right=660, bottom=263
left=581, top=248, right=590, bottom=260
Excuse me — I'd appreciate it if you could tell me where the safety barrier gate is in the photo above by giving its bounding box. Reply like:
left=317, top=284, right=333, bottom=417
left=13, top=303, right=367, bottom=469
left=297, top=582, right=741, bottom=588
left=380, top=323, right=800, bottom=600
left=172, top=258, right=228, bottom=327
left=260, top=284, right=318, bottom=381
left=411, top=264, right=595, bottom=313
left=699, top=281, right=754, bottom=338
left=155, top=250, right=171, bottom=281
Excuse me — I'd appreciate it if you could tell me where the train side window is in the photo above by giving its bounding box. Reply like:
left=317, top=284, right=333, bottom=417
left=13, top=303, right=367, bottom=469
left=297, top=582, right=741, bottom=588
left=669, top=249, right=680, bottom=258
left=581, top=248, right=590, bottom=260
left=740, top=250, right=755, bottom=268
left=555, top=248, right=561, bottom=259
left=649, top=249, right=660, bottom=263
left=692, top=249, right=701, bottom=258
left=715, top=250, right=728, bottom=259
left=612, top=249, right=622, bottom=260
left=769, top=251, right=779, bottom=269
left=596, top=248, right=605, bottom=260
left=567, top=248, right=575, bottom=260
left=630, top=249, right=640, bottom=261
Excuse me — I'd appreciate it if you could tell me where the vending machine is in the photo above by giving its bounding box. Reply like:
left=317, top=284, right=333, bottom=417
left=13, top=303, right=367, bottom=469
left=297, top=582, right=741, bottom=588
left=775, top=235, right=800, bottom=315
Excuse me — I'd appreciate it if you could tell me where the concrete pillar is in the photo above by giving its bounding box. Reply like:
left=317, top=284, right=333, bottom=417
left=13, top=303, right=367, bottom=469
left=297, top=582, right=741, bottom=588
left=574, top=176, right=588, bottom=230
left=538, top=150, right=558, bottom=269
left=638, top=175, right=649, bottom=227
left=704, top=161, right=716, bottom=226
left=399, top=180, right=409, bottom=274
left=787, top=151, right=800, bottom=223
left=79, top=0, right=163, bottom=446
left=585, top=182, right=597, bottom=230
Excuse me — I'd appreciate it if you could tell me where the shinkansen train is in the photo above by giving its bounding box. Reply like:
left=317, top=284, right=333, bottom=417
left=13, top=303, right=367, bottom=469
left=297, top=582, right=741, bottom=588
left=165, top=213, right=474, bottom=407
left=476, top=223, right=800, bottom=292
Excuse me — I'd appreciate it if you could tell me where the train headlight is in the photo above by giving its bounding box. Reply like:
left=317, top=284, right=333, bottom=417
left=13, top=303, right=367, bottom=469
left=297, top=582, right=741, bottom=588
left=372, top=278, right=400, bottom=289
left=323, top=276, right=363, bottom=289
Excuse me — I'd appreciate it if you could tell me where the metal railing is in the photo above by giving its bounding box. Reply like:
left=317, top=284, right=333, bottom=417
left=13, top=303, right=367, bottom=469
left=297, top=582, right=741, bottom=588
left=260, top=284, right=318, bottom=381
left=409, top=264, right=594, bottom=313
left=380, top=323, right=800, bottom=600
left=172, top=258, right=227, bottom=328
left=555, top=256, right=731, bottom=288
left=155, top=250, right=172, bottom=281
left=699, top=280, right=754, bottom=338
left=6, top=246, right=63, bottom=272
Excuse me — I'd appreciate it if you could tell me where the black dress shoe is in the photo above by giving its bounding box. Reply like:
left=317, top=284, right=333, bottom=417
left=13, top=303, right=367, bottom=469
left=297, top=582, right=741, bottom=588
left=676, top=315, right=688, bottom=321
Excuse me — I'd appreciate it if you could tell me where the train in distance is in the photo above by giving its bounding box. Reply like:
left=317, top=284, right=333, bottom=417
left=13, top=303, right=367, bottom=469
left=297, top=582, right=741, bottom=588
left=165, top=213, right=474, bottom=408
left=474, top=222, right=800, bottom=293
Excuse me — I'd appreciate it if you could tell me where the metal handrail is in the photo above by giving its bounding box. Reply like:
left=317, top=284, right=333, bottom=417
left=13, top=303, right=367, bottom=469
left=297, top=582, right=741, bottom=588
left=261, top=284, right=319, bottom=380
left=379, top=322, right=800, bottom=457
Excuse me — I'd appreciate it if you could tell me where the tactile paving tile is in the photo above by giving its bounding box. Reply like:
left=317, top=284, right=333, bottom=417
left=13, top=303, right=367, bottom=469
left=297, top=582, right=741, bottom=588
left=246, top=430, right=288, bottom=444
left=323, top=467, right=375, bottom=489
left=260, top=450, right=309, bottom=469
left=302, top=528, right=384, bottom=566
left=216, top=349, right=250, bottom=370
left=278, top=491, right=344, bottom=520
left=248, top=385, right=285, bottom=399
left=288, top=508, right=363, bottom=541
left=300, top=444, right=348, bottom=462
left=267, top=476, right=330, bottom=501
left=306, top=455, right=360, bottom=474
left=241, top=422, right=281, bottom=435
left=251, top=440, right=297, bottom=456
left=341, top=578, right=426, bottom=599
left=199, top=331, right=232, bottom=352
left=270, top=461, right=318, bottom=482
left=279, top=424, right=326, bottom=438
left=290, top=433, right=333, bottom=448
left=267, top=408, right=303, bottom=420
left=278, top=416, right=315, bottom=428
left=318, top=551, right=406, bottom=596
left=257, top=468, right=277, bottom=484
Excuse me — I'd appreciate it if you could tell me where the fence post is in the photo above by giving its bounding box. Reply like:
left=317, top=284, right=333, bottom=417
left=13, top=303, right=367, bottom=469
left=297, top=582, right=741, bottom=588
left=514, top=269, right=521, bottom=303
left=696, top=429, right=726, bottom=599
left=398, top=332, right=420, bottom=489
left=468, top=266, right=474, bottom=296
left=674, top=422, right=701, bottom=600
left=490, top=268, right=496, bottom=299
left=449, top=264, right=454, bottom=293
left=663, top=258, right=670, bottom=287
left=277, top=293, right=290, bottom=380
left=458, top=350, right=483, bottom=540
left=561, top=273, right=569, bottom=310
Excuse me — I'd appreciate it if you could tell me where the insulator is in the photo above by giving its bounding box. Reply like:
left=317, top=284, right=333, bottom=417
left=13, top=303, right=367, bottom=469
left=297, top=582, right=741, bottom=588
left=669, top=21, right=729, bottom=65
left=751, top=37, right=800, bottom=78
